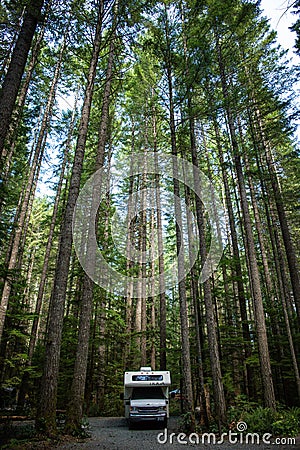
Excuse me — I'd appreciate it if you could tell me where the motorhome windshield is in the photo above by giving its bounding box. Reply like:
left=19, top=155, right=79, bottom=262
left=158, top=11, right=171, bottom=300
left=131, top=387, right=165, bottom=399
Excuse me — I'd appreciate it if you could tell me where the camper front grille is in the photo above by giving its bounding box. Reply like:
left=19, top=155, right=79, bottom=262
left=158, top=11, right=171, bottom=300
left=137, top=407, right=159, bottom=413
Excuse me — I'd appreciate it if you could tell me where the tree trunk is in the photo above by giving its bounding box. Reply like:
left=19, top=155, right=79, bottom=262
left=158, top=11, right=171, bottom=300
left=164, top=5, right=194, bottom=425
left=0, top=7, right=26, bottom=79
left=17, top=109, right=74, bottom=410
left=180, top=8, right=226, bottom=423
left=150, top=207, right=157, bottom=370
left=261, top=176, right=300, bottom=400
left=264, top=138, right=300, bottom=320
left=213, top=119, right=253, bottom=398
left=189, top=117, right=227, bottom=426
left=124, top=134, right=135, bottom=367
left=1, top=0, right=52, bottom=181
left=0, top=36, right=64, bottom=340
left=250, top=100, right=300, bottom=319
left=216, top=35, right=276, bottom=410
left=140, top=144, right=148, bottom=367
left=32, top=97, right=76, bottom=362
left=36, top=2, right=104, bottom=434
left=183, top=178, right=208, bottom=426
left=65, top=4, right=116, bottom=431
left=153, top=112, right=167, bottom=371
left=0, top=0, right=44, bottom=156
left=234, top=137, right=276, bottom=410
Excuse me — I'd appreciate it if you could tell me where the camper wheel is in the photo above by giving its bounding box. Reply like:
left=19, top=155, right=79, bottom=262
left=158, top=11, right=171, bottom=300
left=160, top=418, right=167, bottom=429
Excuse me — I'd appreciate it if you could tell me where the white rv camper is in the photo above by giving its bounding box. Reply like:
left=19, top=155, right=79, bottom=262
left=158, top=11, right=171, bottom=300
left=123, top=367, right=171, bottom=427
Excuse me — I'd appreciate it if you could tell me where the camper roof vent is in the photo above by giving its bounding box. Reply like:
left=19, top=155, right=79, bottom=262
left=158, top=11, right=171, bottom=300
left=140, top=366, right=152, bottom=372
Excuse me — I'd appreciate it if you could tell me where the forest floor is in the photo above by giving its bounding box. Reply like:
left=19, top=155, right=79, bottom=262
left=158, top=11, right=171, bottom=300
left=1, top=416, right=300, bottom=449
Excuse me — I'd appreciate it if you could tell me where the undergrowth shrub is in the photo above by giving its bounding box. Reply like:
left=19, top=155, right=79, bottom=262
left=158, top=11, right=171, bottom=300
left=229, top=404, right=300, bottom=437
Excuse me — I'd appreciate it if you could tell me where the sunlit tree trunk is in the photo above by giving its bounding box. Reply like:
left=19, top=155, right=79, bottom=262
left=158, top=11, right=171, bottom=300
left=124, top=132, right=135, bottom=367
left=151, top=101, right=167, bottom=370
left=150, top=206, right=157, bottom=370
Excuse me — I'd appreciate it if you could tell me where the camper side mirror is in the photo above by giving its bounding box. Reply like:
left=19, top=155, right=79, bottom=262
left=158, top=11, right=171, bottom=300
left=120, top=393, right=124, bottom=400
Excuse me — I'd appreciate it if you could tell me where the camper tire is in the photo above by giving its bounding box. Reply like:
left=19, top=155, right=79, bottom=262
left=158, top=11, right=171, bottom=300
left=161, top=418, right=167, bottom=429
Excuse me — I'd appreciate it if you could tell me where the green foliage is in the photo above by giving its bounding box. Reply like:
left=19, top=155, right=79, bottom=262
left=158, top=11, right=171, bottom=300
left=270, top=407, right=300, bottom=437
left=169, top=399, right=181, bottom=416
left=227, top=394, right=259, bottom=421
left=291, top=0, right=300, bottom=55
left=0, top=423, right=36, bottom=449
left=87, top=392, right=124, bottom=417
left=179, top=411, right=194, bottom=433
left=229, top=404, right=300, bottom=437
left=66, top=416, right=91, bottom=438
left=242, top=406, right=276, bottom=434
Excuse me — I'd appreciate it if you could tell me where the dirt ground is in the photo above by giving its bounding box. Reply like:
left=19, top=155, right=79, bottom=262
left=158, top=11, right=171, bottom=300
left=1, top=417, right=300, bottom=449
left=55, top=417, right=300, bottom=450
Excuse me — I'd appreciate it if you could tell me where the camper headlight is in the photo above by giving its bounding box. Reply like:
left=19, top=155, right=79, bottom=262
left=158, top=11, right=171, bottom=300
left=158, top=406, right=166, bottom=411
left=130, top=406, right=138, bottom=412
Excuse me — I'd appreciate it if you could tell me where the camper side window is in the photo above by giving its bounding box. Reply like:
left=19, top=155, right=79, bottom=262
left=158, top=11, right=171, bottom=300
left=131, top=387, right=165, bottom=399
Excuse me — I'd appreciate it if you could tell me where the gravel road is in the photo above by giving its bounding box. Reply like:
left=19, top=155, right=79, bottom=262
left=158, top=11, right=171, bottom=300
left=55, top=417, right=300, bottom=450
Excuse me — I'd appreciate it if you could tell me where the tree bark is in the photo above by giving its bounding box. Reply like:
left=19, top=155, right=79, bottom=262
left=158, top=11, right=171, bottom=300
left=0, top=35, right=64, bottom=341
left=183, top=177, right=208, bottom=426
left=163, top=4, right=194, bottom=426
left=180, top=7, right=226, bottom=423
left=124, top=132, right=135, bottom=367
left=65, top=3, right=116, bottom=431
left=153, top=110, right=167, bottom=371
left=189, top=117, right=227, bottom=426
left=213, top=118, right=253, bottom=398
left=36, top=2, right=104, bottom=434
left=216, top=34, right=276, bottom=410
left=0, top=0, right=44, bottom=157
left=32, top=98, right=77, bottom=362
left=0, top=7, right=26, bottom=79
left=0, top=0, right=52, bottom=181
left=264, top=137, right=300, bottom=320
left=260, top=169, right=300, bottom=400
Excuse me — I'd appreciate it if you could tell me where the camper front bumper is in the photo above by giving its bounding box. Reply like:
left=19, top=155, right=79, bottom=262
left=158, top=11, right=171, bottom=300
left=129, top=406, right=167, bottom=422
